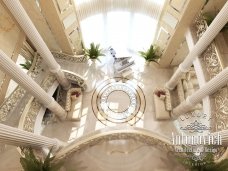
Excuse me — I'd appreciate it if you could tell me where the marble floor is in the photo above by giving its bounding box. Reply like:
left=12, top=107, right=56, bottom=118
left=41, top=52, right=186, bottom=170
left=42, top=51, right=179, bottom=143
left=0, top=51, right=208, bottom=171
left=63, top=139, right=185, bottom=171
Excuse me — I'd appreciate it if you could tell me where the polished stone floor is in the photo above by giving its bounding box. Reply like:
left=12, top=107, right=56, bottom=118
left=91, top=77, right=146, bottom=125
left=41, top=52, right=186, bottom=171
left=43, top=51, right=178, bottom=142
left=0, top=52, right=192, bottom=171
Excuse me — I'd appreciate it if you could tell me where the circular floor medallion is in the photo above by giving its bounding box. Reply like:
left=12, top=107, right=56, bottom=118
left=106, top=90, right=131, bottom=113
left=92, top=77, right=146, bottom=125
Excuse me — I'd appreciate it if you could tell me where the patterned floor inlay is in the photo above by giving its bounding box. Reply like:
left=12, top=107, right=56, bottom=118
left=92, top=77, right=146, bottom=126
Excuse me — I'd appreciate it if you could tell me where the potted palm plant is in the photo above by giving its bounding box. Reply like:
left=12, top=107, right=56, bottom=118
left=203, top=13, right=228, bottom=32
left=85, top=42, right=105, bottom=62
left=20, top=147, right=63, bottom=171
left=139, top=44, right=161, bottom=65
left=20, top=59, right=32, bottom=70
left=84, top=42, right=104, bottom=92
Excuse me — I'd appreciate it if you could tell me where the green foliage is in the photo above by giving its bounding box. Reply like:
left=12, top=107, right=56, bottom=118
left=203, top=13, right=215, bottom=26
left=20, top=147, right=63, bottom=171
left=138, top=44, right=161, bottom=63
left=85, top=42, right=105, bottom=61
left=203, top=13, right=228, bottom=32
left=20, top=59, right=32, bottom=70
left=176, top=146, right=228, bottom=171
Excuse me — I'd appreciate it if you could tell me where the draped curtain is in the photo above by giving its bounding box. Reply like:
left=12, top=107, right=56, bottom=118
left=74, top=0, right=165, bottom=52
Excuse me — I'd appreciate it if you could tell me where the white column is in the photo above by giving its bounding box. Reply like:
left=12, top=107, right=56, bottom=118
left=166, top=1, right=228, bottom=90
left=3, top=0, right=70, bottom=90
left=172, top=67, right=228, bottom=118
left=0, top=50, right=67, bottom=120
left=0, top=123, right=64, bottom=150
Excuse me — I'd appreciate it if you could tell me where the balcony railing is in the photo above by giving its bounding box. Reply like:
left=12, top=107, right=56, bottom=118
left=194, top=13, right=224, bottom=80
left=53, top=126, right=173, bottom=162
left=19, top=73, right=58, bottom=133
left=193, top=13, right=228, bottom=132
left=0, top=54, right=42, bottom=123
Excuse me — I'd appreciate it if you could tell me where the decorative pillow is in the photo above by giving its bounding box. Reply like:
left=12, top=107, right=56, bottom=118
left=182, top=80, right=188, bottom=91
left=65, top=88, right=82, bottom=111
left=71, top=95, right=78, bottom=101
left=154, top=89, right=166, bottom=97
left=191, top=78, right=199, bottom=87
left=186, top=70, right=196, bottom=81
left=187, top=82, right=194, bottom=89
left=180, top=73, right=187, bottom=80
left=159, top=95, right=166, bottom=100
left=154, top=88, right=172, bottom=111
left=177, top=81, right=185, bottom=103
left=186, top=72, right=191, bottom=81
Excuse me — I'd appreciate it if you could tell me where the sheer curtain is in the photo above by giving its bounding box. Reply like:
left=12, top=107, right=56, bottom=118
left=75, top=0, right=165, bottom=52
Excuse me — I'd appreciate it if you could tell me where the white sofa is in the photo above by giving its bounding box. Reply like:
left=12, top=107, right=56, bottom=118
left=153, top=68, right=202, bottom=120
left=175, top=69, right=202, bottom=111
left=153, top=88, right=172, bottom=120
left=65, top=88, right=82, bottom=121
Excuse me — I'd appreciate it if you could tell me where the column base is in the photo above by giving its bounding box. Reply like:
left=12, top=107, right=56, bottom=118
left=50, top=66, right=71, bottom=90
left=46, top=99, right=67, bottom=120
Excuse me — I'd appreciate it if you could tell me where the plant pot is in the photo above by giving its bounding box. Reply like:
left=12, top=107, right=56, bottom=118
left=150, top=62, right=160, bottom=68
left=90, top=58, right=96, bottom=63
left=145, top=61, right=150, bottom=66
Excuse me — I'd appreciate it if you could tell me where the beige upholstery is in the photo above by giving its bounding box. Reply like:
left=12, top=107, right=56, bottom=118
left=153, top=67, right=202, bottom=120
left=65, top=88, right=81, bottom=111
left=164, top=89, right=172, bottom=111
left=177, top=81, right=185, bottom=103
left=176, top=69, right=203, bottom=111
left=153, top=88, right=171, bottom=120
left=65, top=88, right=82, bottom=121
left=67, top=94, right=82, bottom=121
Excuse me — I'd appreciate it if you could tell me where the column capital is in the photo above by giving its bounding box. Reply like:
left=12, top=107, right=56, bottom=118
left=46, top=98, right=67, bottom=120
